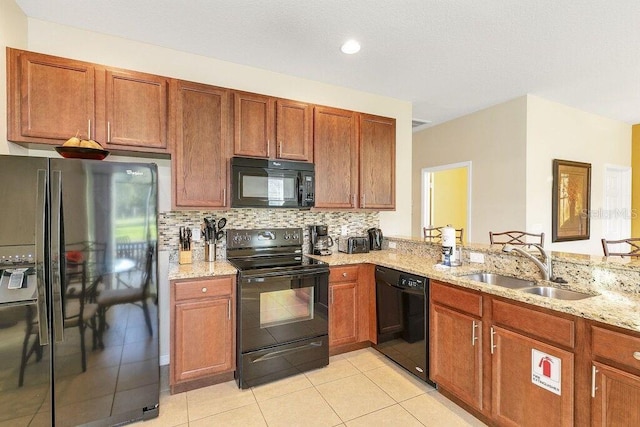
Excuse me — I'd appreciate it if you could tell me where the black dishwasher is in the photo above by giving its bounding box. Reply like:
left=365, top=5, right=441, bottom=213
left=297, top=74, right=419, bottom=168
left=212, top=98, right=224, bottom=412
left=373, top=266, right=435, bottom=386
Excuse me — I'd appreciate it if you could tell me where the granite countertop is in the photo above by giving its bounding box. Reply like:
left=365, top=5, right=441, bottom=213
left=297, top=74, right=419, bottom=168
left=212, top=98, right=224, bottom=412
left=310, top=251, right=640, bottom=334
left=166, top=251, right=640, bottom=334
left=168, top=260, right=237, bottom=281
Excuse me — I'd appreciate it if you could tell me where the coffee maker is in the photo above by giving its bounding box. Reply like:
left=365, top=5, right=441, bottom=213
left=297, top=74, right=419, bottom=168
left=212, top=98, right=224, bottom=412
left=309, top=225, right=334, bottom=256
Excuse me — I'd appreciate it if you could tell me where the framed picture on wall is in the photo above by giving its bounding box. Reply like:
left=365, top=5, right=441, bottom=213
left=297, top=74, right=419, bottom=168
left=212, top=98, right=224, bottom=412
left=552, top=159, right=591, bottom=242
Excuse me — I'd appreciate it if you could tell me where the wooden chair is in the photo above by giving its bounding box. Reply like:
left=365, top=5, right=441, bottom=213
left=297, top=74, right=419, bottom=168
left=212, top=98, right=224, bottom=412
left=423, top=226, right=464, bottom=244
left=489, top=231, right=545, bottom=246
left=601, top=238, right=640, bottom=257
left=96, top=245, right=155, bottom=349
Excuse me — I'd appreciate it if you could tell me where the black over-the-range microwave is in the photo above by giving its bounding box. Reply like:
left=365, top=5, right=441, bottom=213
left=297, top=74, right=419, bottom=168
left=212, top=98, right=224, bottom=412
left=230, top=156, right=315, bottom=209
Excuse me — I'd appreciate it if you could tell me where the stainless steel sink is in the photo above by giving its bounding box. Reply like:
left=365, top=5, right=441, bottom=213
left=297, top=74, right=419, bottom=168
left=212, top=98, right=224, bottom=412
left=519, top=286, right=596, bottom=300
left=460, top=272, right=535, bottom=289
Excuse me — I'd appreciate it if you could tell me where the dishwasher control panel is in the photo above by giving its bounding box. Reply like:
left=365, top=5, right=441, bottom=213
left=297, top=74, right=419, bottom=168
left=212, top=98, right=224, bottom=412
left=399, top=275, right=425, bottom=289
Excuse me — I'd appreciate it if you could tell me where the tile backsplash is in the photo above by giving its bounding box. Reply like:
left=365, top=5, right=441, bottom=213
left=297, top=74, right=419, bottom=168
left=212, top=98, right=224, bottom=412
left=159, top=209, right=379, bottom=260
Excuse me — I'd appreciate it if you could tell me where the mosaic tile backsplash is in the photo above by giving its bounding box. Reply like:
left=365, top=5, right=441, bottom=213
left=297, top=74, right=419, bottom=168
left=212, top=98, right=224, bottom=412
left=159, top=209, right=379, bottom=260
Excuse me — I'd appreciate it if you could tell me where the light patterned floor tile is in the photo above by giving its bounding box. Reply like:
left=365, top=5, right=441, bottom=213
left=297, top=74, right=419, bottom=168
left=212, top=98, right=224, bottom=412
left=251, top=373, right=313, bottom=402
left=315, top=374, right=395, bottom=422
left=258, top=387, right=341, bottom=427
left=400, top=392, right=487, bottom=426
left=364, top=364, right=434, bottom=402
left=186, top=379, right=256, bottom=421
left=305, top=358, right=360, bottom=386
left=189, top=403, right=267, bottom=427
left=345, top=404, right=423, bottom=427
left=342, top=348, right=388, bottom=372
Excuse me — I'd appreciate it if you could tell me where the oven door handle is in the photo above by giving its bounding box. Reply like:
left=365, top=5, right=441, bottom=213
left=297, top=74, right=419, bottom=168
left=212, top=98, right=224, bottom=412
left=241, top=268, right=329, bottom=282
left=250, top=341, right=323, bottom=363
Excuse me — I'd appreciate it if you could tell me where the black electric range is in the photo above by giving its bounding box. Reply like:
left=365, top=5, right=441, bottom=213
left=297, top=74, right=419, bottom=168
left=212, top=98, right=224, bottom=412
left=227, top=228, right=330, bottom=389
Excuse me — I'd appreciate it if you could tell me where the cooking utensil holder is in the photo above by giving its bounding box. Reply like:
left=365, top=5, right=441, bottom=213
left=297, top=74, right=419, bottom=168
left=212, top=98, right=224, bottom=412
left=205, top=242, right=215, bottom=262
left=179, top=248, right=192, bottom=265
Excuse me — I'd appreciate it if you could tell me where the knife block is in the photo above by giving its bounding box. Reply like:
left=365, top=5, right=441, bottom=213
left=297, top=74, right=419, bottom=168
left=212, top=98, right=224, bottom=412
left=178, top=248, right=192, bottom=265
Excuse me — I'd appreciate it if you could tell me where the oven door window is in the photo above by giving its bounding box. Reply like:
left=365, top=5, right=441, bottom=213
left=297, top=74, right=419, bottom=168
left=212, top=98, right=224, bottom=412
left=240, top=273, right=329, bottom=353
left=260, top=287, right=314, bottom=328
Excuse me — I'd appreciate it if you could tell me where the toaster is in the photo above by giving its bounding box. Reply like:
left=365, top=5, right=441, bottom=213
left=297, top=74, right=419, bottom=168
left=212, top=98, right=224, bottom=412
left=338, top=236, right=370, bottom=254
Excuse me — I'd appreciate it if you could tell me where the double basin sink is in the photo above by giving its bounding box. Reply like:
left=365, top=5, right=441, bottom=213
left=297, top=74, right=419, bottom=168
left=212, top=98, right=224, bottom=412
left=460, top=272, right=596, bottom=301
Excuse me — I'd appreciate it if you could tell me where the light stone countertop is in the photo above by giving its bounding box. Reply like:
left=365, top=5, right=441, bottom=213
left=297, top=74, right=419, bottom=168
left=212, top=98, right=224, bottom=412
left=309, top=250, right=640, bottom=334
left=167, top=251, right=640, bottom=334
left=168, top=260, right=237, bottom=281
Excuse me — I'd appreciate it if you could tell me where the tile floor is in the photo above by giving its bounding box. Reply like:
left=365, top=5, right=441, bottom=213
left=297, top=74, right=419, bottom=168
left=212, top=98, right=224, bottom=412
left=135, top=348, right=486, bottom=427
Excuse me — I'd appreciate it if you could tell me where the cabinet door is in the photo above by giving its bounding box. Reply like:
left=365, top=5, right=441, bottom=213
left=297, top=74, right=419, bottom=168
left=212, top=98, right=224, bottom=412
left=174, top=297, right=233, bottom=382
left=591, top=362, right=640, bottom=426
left=233, top=92, right=275, bottom=158
left=8, top=48, right=95, bottom=143
left=492, top=325, right=574, bottom=427
left=173, top=81, right=229, bottom=208
left=276, top=99, right=313, bottom=162
left=329, top=281, right=358, bottom=347
left=430, top=304, right=483, bottom=410
left=314, top=106, right=358, bottom=208
left=103, top=69, right=169, bottom=150
left=359, top=114, right=395, bottom=210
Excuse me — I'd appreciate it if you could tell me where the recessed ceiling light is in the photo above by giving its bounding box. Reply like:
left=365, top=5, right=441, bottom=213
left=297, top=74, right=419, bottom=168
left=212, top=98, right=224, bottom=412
left=341, top=39, right=361, bottom=54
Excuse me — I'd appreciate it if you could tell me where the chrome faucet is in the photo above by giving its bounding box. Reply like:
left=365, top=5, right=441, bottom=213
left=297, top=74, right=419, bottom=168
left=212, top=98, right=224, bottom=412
left=502, top=244, right=553, bottom=281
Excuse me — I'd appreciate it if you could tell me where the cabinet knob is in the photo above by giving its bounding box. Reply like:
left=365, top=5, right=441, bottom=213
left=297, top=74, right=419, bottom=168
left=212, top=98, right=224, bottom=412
left=202, top=287, right=207, bottom=293
left=342, top=272, right=347, bottom=277
left=634, top=351, right=640, bottom=361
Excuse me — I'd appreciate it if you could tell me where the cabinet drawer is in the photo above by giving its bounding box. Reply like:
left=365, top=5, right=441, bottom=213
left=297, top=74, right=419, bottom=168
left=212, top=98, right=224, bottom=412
left=330, top=265, right=359, bottom=283
left=431, top=281, right=482, bottom=317
left=492, top=299, right=574, bottom=348
left=593, top=326, right=640, bottom=372
left=175, top=276, right=234, bottom=301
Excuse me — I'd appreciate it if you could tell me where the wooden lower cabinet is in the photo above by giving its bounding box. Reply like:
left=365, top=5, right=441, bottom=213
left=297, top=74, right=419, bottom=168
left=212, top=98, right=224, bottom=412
left=591, top=324, right=640, bottom=426
left=591, top=362, right=640, bottom=426
left=491, top=325, right=574, bottom=427
left=430, top=280, right=580, bottom=425
left=328, top=264, right=375, bottom=353
left=171, top=276, right=235, bottom=392
left=329, top=281, right=358, bottom=347
left=430, top=303, right=483, bottom=410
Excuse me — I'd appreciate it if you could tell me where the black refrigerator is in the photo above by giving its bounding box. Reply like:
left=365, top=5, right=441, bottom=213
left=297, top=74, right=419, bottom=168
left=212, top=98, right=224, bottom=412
left=0, top=155, right=159, bottom=426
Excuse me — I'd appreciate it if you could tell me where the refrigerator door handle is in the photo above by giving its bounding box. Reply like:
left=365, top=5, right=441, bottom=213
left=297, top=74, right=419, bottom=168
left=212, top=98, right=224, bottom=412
left=51, top=170, right=64, bottom=343
left=35, top=169, right=49, bottom=346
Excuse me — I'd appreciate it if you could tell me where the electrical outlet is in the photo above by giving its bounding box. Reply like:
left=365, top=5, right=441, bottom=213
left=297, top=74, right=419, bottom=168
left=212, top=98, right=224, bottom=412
left=388, top=241, right=397, bottom=249
left=469, top=252, right=485, bottom=263
left=341, top=225, right=348, bottom=235
left=191, top=228, right=201, bottom=241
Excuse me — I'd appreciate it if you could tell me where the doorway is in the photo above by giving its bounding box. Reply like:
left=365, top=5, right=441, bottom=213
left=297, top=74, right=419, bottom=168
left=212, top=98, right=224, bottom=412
left=602, top=164, right=631, bottom=253
left=421, top=162, right=472, bottom=242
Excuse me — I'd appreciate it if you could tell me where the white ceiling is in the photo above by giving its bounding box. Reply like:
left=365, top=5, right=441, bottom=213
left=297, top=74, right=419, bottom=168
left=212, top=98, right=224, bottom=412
left=14, top=0, right=640, bottom=127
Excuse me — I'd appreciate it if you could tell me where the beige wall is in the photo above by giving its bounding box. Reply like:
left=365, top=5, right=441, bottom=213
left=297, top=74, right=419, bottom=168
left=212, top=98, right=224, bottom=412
left=632, top=124, right=640, bottom=236
left=23, top=18, right=413, bottom=235
left=526, top=95, right=631, bottom=255
left=0, top=0, right=28, bottom=155
left=412, top=96, right=528, bottom=242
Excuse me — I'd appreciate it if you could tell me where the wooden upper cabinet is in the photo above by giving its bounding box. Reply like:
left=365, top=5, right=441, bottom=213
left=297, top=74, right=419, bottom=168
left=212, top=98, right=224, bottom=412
left=314, top=106, right=358, bottom=208
left=359, top=114, right=396, bottom=210
left=173, top=81, right=229, bottom=208
left=233, top=92, right=275, bottom=158
left=7, top=48, right=169, bottom=154
left=102, top=69, right=169, bottom=150
left=8, top=48, right=96, bottom=143
left=232, top=93, right=312, bottom=161
left=276, top=99, right=313, bottom=162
